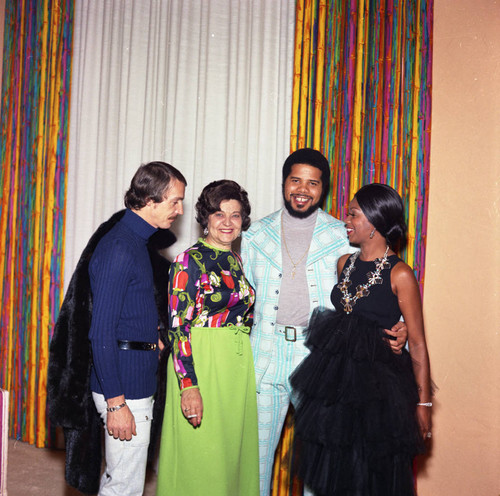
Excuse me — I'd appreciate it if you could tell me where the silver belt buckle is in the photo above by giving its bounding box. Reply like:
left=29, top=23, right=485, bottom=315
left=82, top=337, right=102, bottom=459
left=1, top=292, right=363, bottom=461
left=285, top=326, right=296, bottom=342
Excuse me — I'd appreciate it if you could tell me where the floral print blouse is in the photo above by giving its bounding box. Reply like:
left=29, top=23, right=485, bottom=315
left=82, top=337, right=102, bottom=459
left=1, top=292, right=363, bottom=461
left=168, top=238, right=255, bottom=390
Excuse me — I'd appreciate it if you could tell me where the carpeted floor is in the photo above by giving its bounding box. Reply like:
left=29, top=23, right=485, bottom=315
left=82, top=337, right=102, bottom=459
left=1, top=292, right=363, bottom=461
left=6, top=438, right=157, bottom=495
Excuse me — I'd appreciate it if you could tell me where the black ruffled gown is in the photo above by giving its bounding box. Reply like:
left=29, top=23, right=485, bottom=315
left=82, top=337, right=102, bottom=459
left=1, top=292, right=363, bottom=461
left=290, top=254, right=424, bottom=496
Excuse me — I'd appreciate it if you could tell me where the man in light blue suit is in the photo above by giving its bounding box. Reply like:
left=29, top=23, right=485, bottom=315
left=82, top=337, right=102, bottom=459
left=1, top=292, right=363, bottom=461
left=241, top=148, right=407, bottom=495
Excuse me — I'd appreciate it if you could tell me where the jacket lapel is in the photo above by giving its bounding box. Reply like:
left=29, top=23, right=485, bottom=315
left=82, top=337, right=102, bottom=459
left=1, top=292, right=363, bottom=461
left=250, top=210, right=282, bottom=271
left=307, top=210, right=341, bottom=266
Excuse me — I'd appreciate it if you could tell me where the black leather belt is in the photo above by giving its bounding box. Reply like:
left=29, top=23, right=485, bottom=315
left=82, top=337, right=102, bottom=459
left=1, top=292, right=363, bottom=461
left=117, top=340, right=157, bottom=351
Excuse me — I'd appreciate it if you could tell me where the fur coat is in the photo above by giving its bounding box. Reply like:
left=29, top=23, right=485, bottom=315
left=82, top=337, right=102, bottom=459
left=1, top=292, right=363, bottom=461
left=47, top=210, right=174, bottom=494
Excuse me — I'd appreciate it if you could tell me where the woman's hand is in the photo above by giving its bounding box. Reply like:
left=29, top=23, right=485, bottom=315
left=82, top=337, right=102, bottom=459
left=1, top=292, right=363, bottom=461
left=181, top=388, right=203, bottom=427
left=417, top=404, right=432, bottom=441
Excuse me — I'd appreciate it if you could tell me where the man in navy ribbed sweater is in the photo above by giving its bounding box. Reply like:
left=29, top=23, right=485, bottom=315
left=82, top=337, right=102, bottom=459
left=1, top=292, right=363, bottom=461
left=89, top=161, right=186, bottom=496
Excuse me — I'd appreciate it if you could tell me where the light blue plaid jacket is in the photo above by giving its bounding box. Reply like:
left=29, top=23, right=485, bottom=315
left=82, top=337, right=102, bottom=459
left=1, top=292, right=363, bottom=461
left=241, top=208, right=352, bottom=391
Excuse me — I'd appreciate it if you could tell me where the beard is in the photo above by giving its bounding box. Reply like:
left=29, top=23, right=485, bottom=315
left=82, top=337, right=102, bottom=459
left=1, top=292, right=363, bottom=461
left=283, top=196, right=321, bottom=219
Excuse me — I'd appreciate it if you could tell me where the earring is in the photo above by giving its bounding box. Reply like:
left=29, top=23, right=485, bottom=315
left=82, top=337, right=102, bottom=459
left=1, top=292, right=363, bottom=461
left=237, top=232, right=241, bottom=238
left=369, top=228, right=376, bottom=239
left=203, top=227, right=208, bottom=236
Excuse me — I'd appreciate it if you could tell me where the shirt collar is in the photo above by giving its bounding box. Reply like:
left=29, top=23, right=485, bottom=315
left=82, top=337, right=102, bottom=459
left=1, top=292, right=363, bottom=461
left=123, top=208, right=158, bottom=240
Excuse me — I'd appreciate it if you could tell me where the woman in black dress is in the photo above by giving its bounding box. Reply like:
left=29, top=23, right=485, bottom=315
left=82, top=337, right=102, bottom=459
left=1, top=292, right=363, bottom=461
left=291, top=183, right=432, bottom=496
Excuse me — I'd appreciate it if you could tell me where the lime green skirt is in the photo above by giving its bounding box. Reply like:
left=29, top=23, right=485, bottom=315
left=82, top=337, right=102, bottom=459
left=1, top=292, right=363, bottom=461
left=156, top=326, right=259, bottom=495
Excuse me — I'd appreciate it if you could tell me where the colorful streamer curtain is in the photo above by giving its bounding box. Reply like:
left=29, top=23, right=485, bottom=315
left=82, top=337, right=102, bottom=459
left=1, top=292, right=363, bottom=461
left=272, top=0, right=433, bottom=494
left=0, top=0, right=74, bottom=447
left=292, top=0, right=433, bottom=282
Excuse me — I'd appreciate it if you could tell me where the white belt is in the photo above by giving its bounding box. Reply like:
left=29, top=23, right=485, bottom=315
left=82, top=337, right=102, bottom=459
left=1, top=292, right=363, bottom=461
left=275, top=324, right=307, bottom=342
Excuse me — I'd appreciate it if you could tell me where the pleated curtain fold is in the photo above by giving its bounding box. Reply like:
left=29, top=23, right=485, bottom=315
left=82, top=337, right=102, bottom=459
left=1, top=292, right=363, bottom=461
left=65, top=0, right=296, bottom=277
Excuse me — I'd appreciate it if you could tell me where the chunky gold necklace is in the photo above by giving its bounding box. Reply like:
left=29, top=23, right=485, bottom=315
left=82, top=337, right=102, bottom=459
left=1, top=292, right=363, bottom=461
left=338, top=246, right=391, bottom=314
left=281, top=216, right=309, bottom=279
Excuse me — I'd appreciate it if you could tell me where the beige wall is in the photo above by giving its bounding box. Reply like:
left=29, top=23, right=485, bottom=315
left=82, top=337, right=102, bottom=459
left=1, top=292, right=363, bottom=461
left=418, top=0, right=500, bottom=494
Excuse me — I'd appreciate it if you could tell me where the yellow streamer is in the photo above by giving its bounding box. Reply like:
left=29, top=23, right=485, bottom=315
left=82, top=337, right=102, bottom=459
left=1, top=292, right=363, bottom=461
left=407, top=0, right=422, bottom=269
left=313, top=1, right=327, bottom=150
left=350, top=0, right=366, bottom=194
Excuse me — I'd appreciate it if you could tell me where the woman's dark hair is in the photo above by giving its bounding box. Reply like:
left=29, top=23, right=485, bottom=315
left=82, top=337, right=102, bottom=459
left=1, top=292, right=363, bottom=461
left=124, top=161, right=187, bottom=210
left=195, top=180, right=251, bottom=231
left=355, top=183, right=407, bottom=248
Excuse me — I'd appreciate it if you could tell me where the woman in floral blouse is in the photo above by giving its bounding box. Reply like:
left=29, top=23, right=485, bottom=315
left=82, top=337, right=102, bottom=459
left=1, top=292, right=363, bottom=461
left=156, top=180, right=259, bottom=496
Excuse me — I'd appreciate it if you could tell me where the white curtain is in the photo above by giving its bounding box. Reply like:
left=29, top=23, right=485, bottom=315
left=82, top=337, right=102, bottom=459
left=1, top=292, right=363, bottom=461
left=65, top=0, right=295, bottom=282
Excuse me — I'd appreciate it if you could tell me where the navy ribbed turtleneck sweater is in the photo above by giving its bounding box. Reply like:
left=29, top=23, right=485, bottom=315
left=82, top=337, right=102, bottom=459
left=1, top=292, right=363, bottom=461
left=89, top=209, right=159, bottom=400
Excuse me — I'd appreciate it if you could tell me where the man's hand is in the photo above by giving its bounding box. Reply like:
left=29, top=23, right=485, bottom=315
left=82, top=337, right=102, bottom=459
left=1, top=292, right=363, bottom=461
left=384, top=321, right=407, bottom=354
left=106, top=395, right=136, bottom=441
